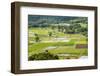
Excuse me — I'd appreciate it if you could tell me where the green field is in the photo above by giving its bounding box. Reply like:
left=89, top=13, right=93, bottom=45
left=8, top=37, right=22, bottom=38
left=28, top=27, right=88, bottom=60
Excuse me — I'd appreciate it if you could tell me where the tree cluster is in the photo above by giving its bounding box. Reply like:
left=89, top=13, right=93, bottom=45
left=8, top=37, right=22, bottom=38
left=29, top=51, right=59, bottom=60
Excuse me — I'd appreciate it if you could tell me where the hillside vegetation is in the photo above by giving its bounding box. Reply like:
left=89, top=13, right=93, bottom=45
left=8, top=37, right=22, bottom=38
left=28, top=15, right=88, bottom=60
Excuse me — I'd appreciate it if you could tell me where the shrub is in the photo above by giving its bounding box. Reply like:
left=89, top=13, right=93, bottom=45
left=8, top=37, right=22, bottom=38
left=28, top=51, right=59, bottom=60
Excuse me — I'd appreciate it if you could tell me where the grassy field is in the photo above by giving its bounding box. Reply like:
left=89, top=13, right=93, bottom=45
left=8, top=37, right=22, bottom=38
left=28, top=27, right=88, bottom=60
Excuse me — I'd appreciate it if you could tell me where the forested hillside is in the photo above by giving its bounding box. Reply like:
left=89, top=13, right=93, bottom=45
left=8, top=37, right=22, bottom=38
left=28, top=15, right=88, bottom=27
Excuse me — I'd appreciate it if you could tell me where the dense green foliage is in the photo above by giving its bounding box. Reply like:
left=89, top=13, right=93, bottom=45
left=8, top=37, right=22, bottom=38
left=28, top=15, right=87, bottom=27
left=29, top=51, right=59, bottom=60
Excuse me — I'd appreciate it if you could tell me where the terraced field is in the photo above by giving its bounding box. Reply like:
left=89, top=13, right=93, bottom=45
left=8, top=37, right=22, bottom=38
left=28, top=27, right=88, bottom=60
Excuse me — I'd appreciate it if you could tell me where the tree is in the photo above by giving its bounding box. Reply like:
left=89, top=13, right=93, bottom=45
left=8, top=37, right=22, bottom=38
left=34, top=33, right=40, bottom=42
left=48, top=32, right=52, bottom=37
left=28, top=51, right=59, bottom=60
